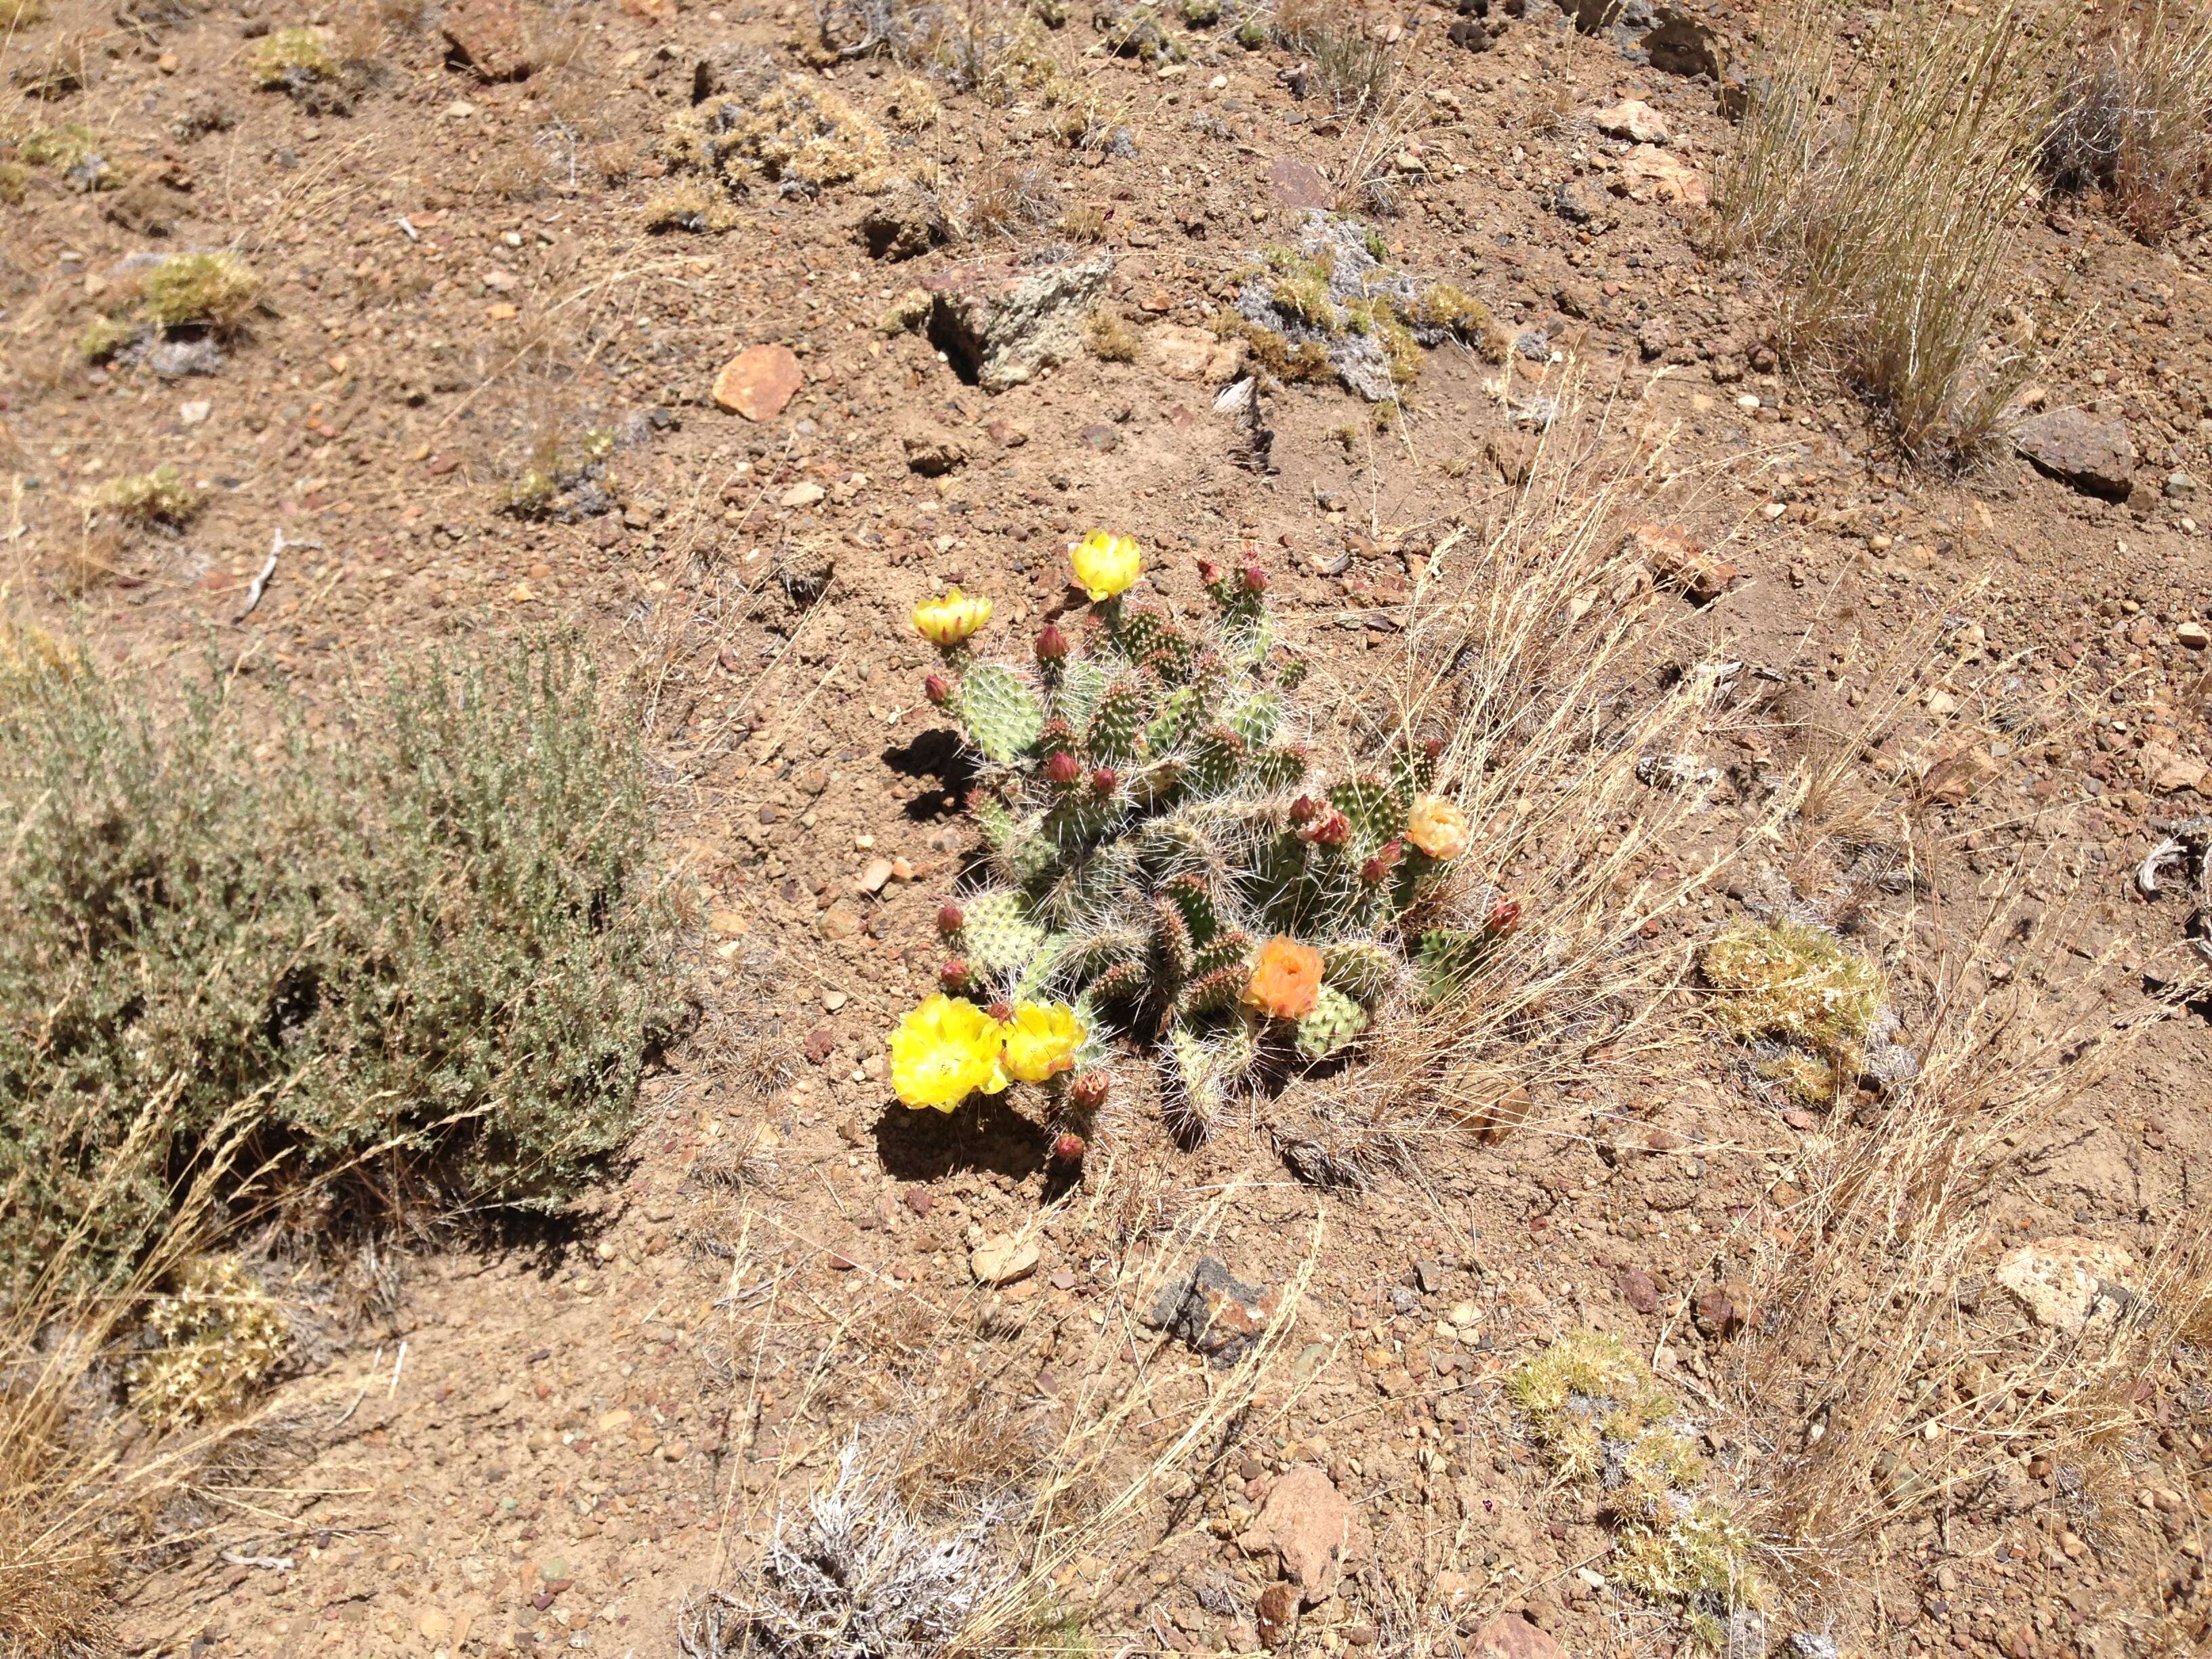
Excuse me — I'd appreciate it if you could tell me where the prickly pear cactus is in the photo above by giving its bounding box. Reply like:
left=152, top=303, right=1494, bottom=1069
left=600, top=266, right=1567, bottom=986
left=907, top=533, right=1513, bottom=1147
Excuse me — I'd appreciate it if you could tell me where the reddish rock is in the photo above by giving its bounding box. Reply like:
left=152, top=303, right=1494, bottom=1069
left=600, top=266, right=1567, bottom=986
left=1240, top=1465, right=1362, bottom=1607
left=1468, top=1615, right=1565, bottom=1659
left=714, top=345, right=804, bottom=422
left=1265, top=156, right=1332, bottom=211
left=1620, top=1266, right=1660, bottom=1314
left=1633, top=521, right=1742, bottom=604
left=2013, top=407, right=2135, bottom=499
left=1144, top=1256, right=1277, bottom=1364
left=1254, top=1582, right=1297, bottom=1648
left=442, top=0, right=535, bottom=81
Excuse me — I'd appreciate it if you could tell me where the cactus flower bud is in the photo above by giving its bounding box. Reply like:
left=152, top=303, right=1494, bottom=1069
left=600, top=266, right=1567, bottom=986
left=1289, top=794, right=1319, bottom=825
left=1051, top=1131, right=1087, bottom=1162
left=987, top=999, right=1013, bottom=1023
left=1487, top=896, right=1523, bottom=934
left=1197, top=558, right=1223, bottom=586
left=1240, top=562, right=1268, bottom=593
left=924, top=672, right=952, bottom=705
left=1036, top=622, right=1071, bottom=662
left=1069, top=1071, right=1110, bottom=1111
left=939, top=957, right=971, bottom=988
left=1423, top=737, right=1445, bottom=759
left=1044, top=750, right=1082, bottom=786
left=1091, top=766, right=1119, bottom=796
left=937, top=901, right=965, bottom=934
left=1359, top=839, right=1404, bottom=884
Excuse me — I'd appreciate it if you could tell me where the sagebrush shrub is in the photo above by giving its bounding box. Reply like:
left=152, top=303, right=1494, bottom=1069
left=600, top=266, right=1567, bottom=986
left=0, top=636, right=682, bottom=1291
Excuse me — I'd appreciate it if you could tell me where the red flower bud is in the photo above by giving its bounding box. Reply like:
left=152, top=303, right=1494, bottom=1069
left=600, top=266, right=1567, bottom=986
left=937, top=902, right=965, bottom=934
left=1487, top=897, right=1523, bottom=934
left=1036, top=623, right=1071, bottom=662
left=940, top=957, right=970, bottom=987
left=987, top=1000, right=1013, bottom=1023
left=1091, top=766, right=1119, bottom=796
left=1240, top=563, right=1268, bottom=593
left=1198, top=558, right=1223, bottom=585
left=1359, top=840, right=1404, bottom=883
left=1289, top=794, right=1320, bottom=825
left=924, top=672, right=952, bottom=705
left=1044, top=750, right=1082, bottom=786
left=1423, top=737, right=1445, bottom=760
left=1070, top=1071, right=1110, bottom=1110
left=1051, top=1132, right=1087, bottom=1162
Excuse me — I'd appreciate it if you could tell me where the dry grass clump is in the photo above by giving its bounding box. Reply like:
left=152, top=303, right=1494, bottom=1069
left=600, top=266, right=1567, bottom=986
left=642, top=180, right=739, bottom=233
left=1262, top=391, right=1755, bottom=1177
left=1, top=0, right=49, bottom=30
left=1716, top=0, right=2054, bottom=464
left=1274, top=0, right=1395, bottom=114
left=1084, top=306, right=1141, bottom=361
left=93, top=464, right=202, bottom=527
left=125, top=1255, right=289, bottom=1433
left=2043, top=0, right=2212, bottom=242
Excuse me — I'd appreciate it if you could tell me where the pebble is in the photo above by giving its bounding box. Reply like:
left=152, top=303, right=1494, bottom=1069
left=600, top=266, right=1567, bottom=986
left=781, top=482, right=825, bottom=510
left=970, top=1234, right=1039, bottom=1286
left=2177, top=621, right=2210, bottom=650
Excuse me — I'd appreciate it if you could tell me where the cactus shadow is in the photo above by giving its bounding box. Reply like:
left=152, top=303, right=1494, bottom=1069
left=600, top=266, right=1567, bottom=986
left=882, top=726, right=976, bottom=823
left=874, top=1095, right=1051, bottom=1183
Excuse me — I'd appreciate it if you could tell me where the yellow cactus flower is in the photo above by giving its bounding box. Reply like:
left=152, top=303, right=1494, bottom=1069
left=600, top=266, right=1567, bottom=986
left=1406, top=795, right=1471, bottom=860
left=1069, top=530, right=1143, bottom=602
left=1002, top=1000, right=1084, bottom=1083
left=912, top=587, right=994, bottom=649
left=888, top=994, right=1008, bottom=1110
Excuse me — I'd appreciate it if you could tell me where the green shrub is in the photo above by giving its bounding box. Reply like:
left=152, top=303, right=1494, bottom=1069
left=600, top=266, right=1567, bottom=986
left=0, top=636, right=684, bottom=1292
left=95, top=464, right=201, bottom=526
left=142, top=251, right=261, bottom=331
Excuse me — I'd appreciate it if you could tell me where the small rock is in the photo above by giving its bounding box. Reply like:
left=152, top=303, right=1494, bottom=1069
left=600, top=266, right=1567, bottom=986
left=1240, top=1466, right=1362, bottom=1607
left=2143, top=743, right=2208, bottom=794
left=1413, top=1261, right=1450, bottom=1295
left=2011, top=407, right=2136, bottom=499
left=781, top=481, right=826, bottom=510
left=1620, top=1267, right=1660, bottom=1314
left=817, top=904, right=861, bottom=940
left=1788, top=1635, right=1840, bottom=1659
left=1265, top=155, right=1333, bottom=210
left=1994, top=1237, right=2138, bottom=1335
left=1151, top=323, right=1246, bottom=383
left=2177, top=621, right=2210, bottom=650
left=1143, top=1256, right=1278, bottom=1364
left=921, top=253, right=1113, bottom=392
left=971, top=1234, right=1040, bottom=1286
left=1450, top=1070, right=1532, bottom=1141
left=901, top=426, right=968, bottom=476
left=1078, top=422, right=1122, bottom=452
left=1618, top=144, right=1709, bottom=207
left=903, top=1186, right=935, bottom=1216
left=1467, top=1614, right=1565, bottom=1659
left=1592, top=98, right=1671, bottom=142
left=178, top=399, right=212, bottom=426
left=715, top=344, right=804, bottom=422
left=1920, top=744, right=1999, bottom=806
left=1254, top=1582, right=1298, bottom=1648
left=857, top=857, right=895, bottom=893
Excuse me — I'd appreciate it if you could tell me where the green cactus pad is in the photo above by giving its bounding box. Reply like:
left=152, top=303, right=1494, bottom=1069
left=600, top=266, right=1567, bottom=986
left=1191, top=928, right=1254, bottom=982
left=961, top=888, right=1050, bottom=978
left=1179, top=960, right=1248, bottom=1016
left=1086, top=680, right=1149, bottom=764
left=1090, top=959, right=1150, bottom=1003
left=1415, top=927, right=1493, bottom=1004
left=1180, top=725, right=1247, bottom=797
left=1248, top=745, right=1308, bottom=790
left=1294, top=984, right=1370, bottom=1060
left=1164, top=1016, right=1261, bottom=1141
left=1115, top=602, right=1173, bottom=663
left=1164, top=872, right=1223, bottom=944
left=1229, top=691, right=1281, bottom=747
left=960, top=663, right=1043, bottom=764
left=1328, top=775, right=1402, bottom=851
left=1152, top=896, right=1195, bottom=982
left=1324, top=938, right=1399, bottom=1000
left=1145, top=684, right=1206, bottom=753
left=1059, top=922, right=1147, bottom=979
left=1051, top=655, right=1111, bottom=731
left=1388, top=738, right=1438, bottom=806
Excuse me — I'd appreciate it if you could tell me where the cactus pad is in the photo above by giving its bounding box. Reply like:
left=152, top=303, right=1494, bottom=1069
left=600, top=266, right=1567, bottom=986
left=1324, top=939, right=1399, bottom=1000
left=960, top=663, right=1043, bottom=764
left=1294, top=985, right=1370, bottom=1061
left=1086, top=679, right=1148, bottom=764
left=962, top=888, right=1050, bottom=978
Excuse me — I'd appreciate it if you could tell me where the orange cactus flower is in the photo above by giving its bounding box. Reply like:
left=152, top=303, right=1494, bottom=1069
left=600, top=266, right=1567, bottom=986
left=1243, top=935, right=1324, bottom=1019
